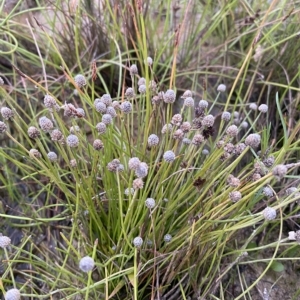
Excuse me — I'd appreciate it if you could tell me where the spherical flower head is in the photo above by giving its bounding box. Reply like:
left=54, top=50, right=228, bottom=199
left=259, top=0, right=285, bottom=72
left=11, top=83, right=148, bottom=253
left=263, top=155, right=275, bottom=167
left=184, top=97, right=194, bottom=107
left=74, top=74, right=86, bottom=88
left=227, top=175, right=240, bottom=187
left=258, top=104, right=268, bottom=113
left=263, top=206, right=276, bottom=221
left=180, top=121, right=191, bottom=133
left=133, top=236, right=143, bottom=248
left=147, top=56, right=153, bottom=66
left=138, top=77, right=146, bottom=86
left=217, top=84, right=226, bottom=92
left=102, top=114, right=113, bottom=125
left=0, top=235, right=11, bottom=248
left=226, top=125, right=238, bottom=137
left=44, top=94, right=56, bottom=108
left=199, top=99, right=209, bottom=109
left=93, top=139, right=104, bottom=150
left=101, top=94, right=112, bottom=106
left=192, top=134, right=204, bottom=146
left=95, top=101, right=107, bottom=113
left=135, top=163, right=148, bottom=178
left=245, top=133, right=261, bottom=148
left=106, top=106, right=117, bottom=118
left=120, top=101, right=132, bottom=114
left=171, top=114, right=182, bottom=126
left=202, top=114, right=215, bottom=127
left=125, top=87, right=135, bottom=99
left=29, top=148, right=42, bottom=158
left=51, top=129, right=64, bottom=142
left=272, top=164, right=287, bottom=180
left=249, top=103, right=257, bottom=111
left=221, top=111, right=231, bottom=122
left=145, top=198, right=155, bottom=209
left=164, top=234, right=172, bottom=243
left=125, top=188, right=135, bottom=195
left=70, top=125, right=80, bottom=134
left=163, top=89, right=176, bottom=104
left=234, top=143, right=246, bottom=155
left=138, top=84, right=147, bottom=94
left=128, top=157, right=141, bottom=170
left=39, top=116, right=53, bottom=132
left=161, top=123, right=173, bottom=134
left=66, top=134, right=79, bottom=147
left=262, top=186, right=273, bottom=197
left=224, top=143, right=235, bottom=154
left=28, top=126, right=40, bottom=139
left=181, top=90, right=193, bottom=98
left=286, top=187, right=298, bottom=196
left=172, top=129, right=183, bottom=140
left=0, top=121, right=7, bottom=133
left=148, top=134, right=159, bottom=147
left=79, top=256, right=95, bottom=272
left=1, top=107, right=14, bottom=120
left=252, top=173, right=261, bottom=181
left=107, top=159, right=121, bottom=172
left=5, top=288, right=20, bottom=300
left=47, top=151, right=58, bottom=162
left=96, top=122, right=107, bottom=134
left=70, top=159, right=77, bottom=168
left=233, top=111, right=239, bottom=118
left=182, top=138, right=191, bottom=145
left=163, top=150, right=175, bottom=162
left=229, top=191, right=242, bottom=202
left=202, top=149, right=209, bottom=155
left=130, top=64, right=138, bottom=75
left=241, top=121, right=249, bottom=129
left=133, top=178, right=144, bottom=189
left=76, top=108, right=85, bottom=118
left=112, top=101, right=120, bottom=109
left=149, top=80, right=157, bottom=92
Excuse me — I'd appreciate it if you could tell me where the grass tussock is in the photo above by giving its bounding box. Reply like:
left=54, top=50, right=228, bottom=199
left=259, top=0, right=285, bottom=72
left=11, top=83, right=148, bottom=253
left=0, top=0, right=300, bottom=299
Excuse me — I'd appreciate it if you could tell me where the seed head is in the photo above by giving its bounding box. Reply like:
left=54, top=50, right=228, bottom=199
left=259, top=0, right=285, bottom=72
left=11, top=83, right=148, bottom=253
left=1, top=107, right=14, bottom=120
left=163, top=150, right=175, bottom=162
left=47, top=152, right=58, bottom=162
left=184, top=97, right=194, bottom=107
left=245, top=133, right=261, bottom=148
left=44, top=94, right=56, bottom=108
left=252, top=173, right=261, bottom=181
left=229, top=191, right=242, bottom=202
left=234, top=143, right=246, bottom=155
left=227, top=175, right=240, bottom=187
left=125, top=87, right=135, bottom=98
left=101, top=94, right=112, bottom=106
left=29, top=149, right=42, bottom=158
left=102, top=114, right=113, bottom=125
left=192, top=134, right=204, bottom=146
left=263, top=155, right=275, bottom=167
left=199, top=100, right=208, bottom=109
left=96, top=122, right=107, bottom=134
left=0, top=121, right=7, bottom=133
left=226, top=125, right=238, bottom=137
left=262, top=186, right=273, bottom=197
left=272, top=164, right=287, bottom=180
left=224, top=142, right=235, bottom=154
left=161, top=123, right=173, bottom=134
left=39, top=116, right=53, bottom=132
left=263, top=206, right=276, bottom=221
left=70, top=125, right=80, bottom=134
left=217, top=84, right=226, bottom=92
left=106, top=106, right=117, bottom=118
left=181, top=90, right=193, bottom=98
left=76, top=108, right=85, bottom=118
left=164, top=234, right=172, bottom=242
left=79, top=256, right=95, bottom=272
left=130, top=64, right=138, bottom=75
left=258, top=104, right=268, bottom=113
left=171, top=114, right=182, bottom=126
left=145, top=198, right=156, bottom=209
left=149, top=80, right=157, bottom=92
left=51, top=129, right=64, bottom=142
left=135, top=163, right=148, bottom=178
left=163, top=89, right=176, bottom=104
left=138, top=77, right=146, bottom=86
left=249, top=103, right=257, bottom=111
left=74, top=74, right=87, bottom=88
left=70, top=159, right=77, bottom=168
left=128, top=157, right=141, bottom=170
left=5, top=288, right=20, bottom=300
left=120, top=101, right=132, bottom=114
left=0, top=235, right=11, bottom=248
left=173, top=129, right=184, bottom=140
left=182, top=138, right=191, bottom=145
left=180, top=122, right=191, bottom=133
left=138, top=84, right=147, bottom=94
left=202, top=115, right=215, bottom=127
left=221, top=111, right=231, bottom=121
left=286, top=187, right=298, bottom=196
left=133, top=178, right=144, bottom=189
left=95, top=101, right=107, bottom=113
left=133, top=236, right=143, bottom=247
left=66, top=134, right=79, bottom=147
left=28, top=126, right=40, bottom=139
left=112, top=101, right=120, bottom=109
left=148, top=134, right=159, bottom=147
left=107, top=159, right=121, bottom=172
left=125, top=188, right=135, bottom=195
left=93, top=139, right=104, bottom=150
left=147, top=57, right=153, bottom=66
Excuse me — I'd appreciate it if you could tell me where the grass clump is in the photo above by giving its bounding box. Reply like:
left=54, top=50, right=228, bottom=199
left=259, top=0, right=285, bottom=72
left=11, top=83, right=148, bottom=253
left=0, top=0, right=300, bottom=299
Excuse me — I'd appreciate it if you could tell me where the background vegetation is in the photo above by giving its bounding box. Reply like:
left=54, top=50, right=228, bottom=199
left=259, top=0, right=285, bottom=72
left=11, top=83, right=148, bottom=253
left=0, top=0, right=300, bottom=299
